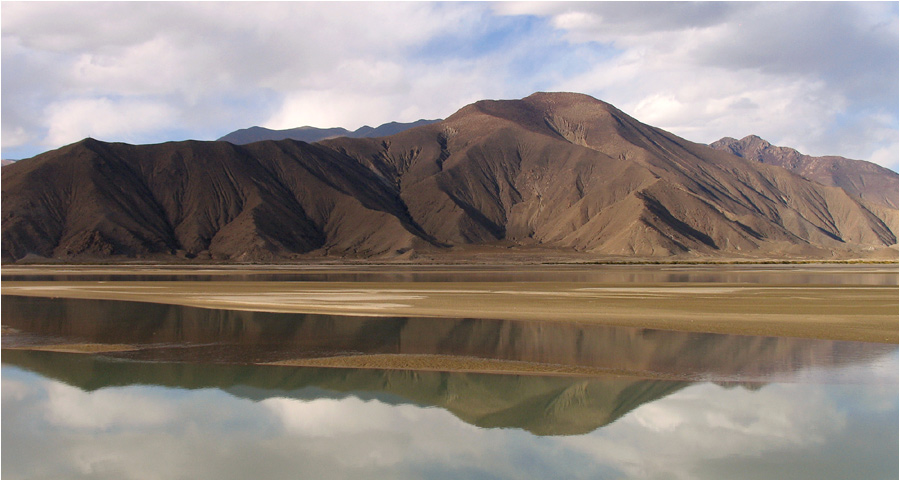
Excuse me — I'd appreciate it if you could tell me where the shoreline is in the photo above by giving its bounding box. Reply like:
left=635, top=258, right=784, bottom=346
left=3, top=279, right=897, bottom=343
left=3, top=259, right=898, bottom=269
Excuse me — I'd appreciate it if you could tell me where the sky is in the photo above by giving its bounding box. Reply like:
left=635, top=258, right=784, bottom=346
left=2, top=1, right=898, bottom=171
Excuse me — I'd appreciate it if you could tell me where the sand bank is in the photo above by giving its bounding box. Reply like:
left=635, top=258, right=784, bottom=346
left=3, top=279, right=896, bottom=343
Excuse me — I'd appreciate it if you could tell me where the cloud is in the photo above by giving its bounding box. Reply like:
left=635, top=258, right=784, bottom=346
left=1, top=2, right=896, bottom=172
left=1, top=2, right=493, bottom=155
left=495, top=2, right=899, bottom=170
left=263, top=56, right=510, bottom=130
left=43, top=97, right=176, bottom=147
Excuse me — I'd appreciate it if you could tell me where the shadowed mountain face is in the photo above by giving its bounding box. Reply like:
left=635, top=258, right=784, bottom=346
left=710, top=135, right=899, bottom=209
left=217, top=119, right=441, bottom=145
left=3, top=92, right=897, bottom=262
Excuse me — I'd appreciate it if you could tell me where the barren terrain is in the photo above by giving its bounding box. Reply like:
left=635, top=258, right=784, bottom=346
left=3, top=263, right=896, bottom=343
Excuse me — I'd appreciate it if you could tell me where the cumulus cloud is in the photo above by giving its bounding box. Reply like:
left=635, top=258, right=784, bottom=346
left=495, top=2, right=899, bottom=169
left=1, top=2, right=491, bottom=155
left=43, top=97, right=176, bottom=147
left=1, top=2, right=896, bottom=171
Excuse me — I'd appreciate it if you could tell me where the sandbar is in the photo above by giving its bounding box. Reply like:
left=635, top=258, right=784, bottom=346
left=3, top=275, right=897, bottom=343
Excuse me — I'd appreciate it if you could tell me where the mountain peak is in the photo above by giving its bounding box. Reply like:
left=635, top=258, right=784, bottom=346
left=3, top=93, right=897, bottom=262
left=524, top=91, right=607, bottom=105
left=740, top=135, right=772, bottom=149
left=710, top=134, right=898, bottom=209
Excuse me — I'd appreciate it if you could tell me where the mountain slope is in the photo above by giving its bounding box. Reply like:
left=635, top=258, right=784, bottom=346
left=2, top=92, right=897, bottom=262
left=710, top=135, right=898, bottom=209
left=1, top=138, right=435, bottom=261
left=323, top=92, right=898, bottom=257
left=218, top=119, right=441, bottom=144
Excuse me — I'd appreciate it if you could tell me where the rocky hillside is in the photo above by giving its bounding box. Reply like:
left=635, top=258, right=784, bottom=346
left=2, top=92, right=897, bottom=262
left=710, top=135, right=898, bottom=209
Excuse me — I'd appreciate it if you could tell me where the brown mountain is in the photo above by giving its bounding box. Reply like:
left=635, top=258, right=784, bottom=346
left=2, top=92, right=897, bottom=262
left=710, top=135, right=898, bottom=209
left=218, top=119, right=441, bottom=144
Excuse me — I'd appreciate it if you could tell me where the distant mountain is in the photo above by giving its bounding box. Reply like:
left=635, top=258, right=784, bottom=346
left=2, top=92, right=897, bottom=262
left=1, top=159, right=16, bottom=167
left=710, top=135, right=898, bottom=209
left=218, top=119, right=441, bottom=144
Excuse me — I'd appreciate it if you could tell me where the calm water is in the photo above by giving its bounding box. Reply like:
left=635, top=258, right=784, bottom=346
left=3, top=263, right=897, bottom=284
left=2, top=267, right=898, bottom=478
left=2, top=349, right=897, bottom=479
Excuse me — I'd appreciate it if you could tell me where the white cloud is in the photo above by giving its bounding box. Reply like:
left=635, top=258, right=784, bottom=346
left=264, top=55, right=505, bottom=130
left=1, top=1, right=896, bottom=172
left=2, top=2, right=490, bottom=153
left=1, top=125, right=32, bottom=149
left=43, top=97, right=176, bottom=147
left=496, top=2, right=898, bottom=170
left=870, top=142, right=900, bottom=170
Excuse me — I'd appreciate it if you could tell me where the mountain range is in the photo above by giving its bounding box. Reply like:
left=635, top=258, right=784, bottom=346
left=217, top=119, right=441, bottom=144
left=710, top=135, right=898, bottom=209
left=2, top=92, right=897, bottom=262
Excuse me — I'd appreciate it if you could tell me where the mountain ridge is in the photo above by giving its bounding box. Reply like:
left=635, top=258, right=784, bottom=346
left=218, top=119, right=441, bottom=145
left=710, top=135, right=898, bottom=209
left=3, top=92, right=897, bottom=262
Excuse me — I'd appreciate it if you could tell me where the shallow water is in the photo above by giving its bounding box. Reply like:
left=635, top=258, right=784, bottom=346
left=2, top=265, right=897, bottom=478
left=2, top=295, right=895, bottom=382
left=3, top=263, right=898, bottom=284
left=2, top=348, right=897, bottom=479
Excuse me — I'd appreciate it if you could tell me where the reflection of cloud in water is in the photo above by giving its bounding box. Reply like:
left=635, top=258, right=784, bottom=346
left=261, top=396, right=452, bottom=437
left=2, top=370, right=547, bottom=478
left=553, top=383, right=861, bottom=479
left=43, top=382, right=175, bottom=430
left=2, top=365, right=896, bottom=479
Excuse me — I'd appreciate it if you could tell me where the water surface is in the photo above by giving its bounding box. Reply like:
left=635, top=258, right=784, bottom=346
left=3, top=263, right=897, bottom=284
left=2, top=348, right=897, bottom=479
left=2, top=265, right=897, bottom=478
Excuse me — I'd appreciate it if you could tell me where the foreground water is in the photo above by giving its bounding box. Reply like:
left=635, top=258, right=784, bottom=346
left=2, top=265, right=897, bottom=478
left=2, top=348, right=897, bottom=479
left=3, top=298, right=898, bottom=478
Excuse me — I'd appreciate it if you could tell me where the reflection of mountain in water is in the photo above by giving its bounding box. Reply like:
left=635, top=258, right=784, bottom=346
left=2, top=349, right=687, bottom=436
left=3, top=295, right=891, bottom=381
